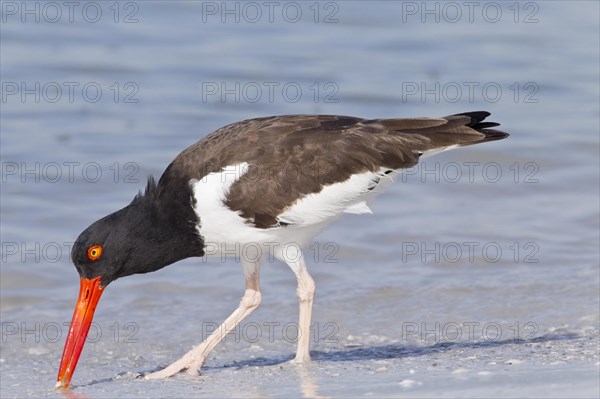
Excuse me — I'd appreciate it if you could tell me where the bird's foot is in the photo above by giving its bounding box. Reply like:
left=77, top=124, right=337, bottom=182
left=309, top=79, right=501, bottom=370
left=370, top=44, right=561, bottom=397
left=142, top=353, right=205, bottom=380
left=290, top=354, right=312, bottom=364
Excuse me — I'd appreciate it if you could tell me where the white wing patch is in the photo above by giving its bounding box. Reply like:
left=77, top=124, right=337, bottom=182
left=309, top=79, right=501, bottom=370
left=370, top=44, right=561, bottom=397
left=192, top=162, right=270, bottom=244
left=278, top=169, right=393, bottom=226
left=343, top=201, right=373, bottom=214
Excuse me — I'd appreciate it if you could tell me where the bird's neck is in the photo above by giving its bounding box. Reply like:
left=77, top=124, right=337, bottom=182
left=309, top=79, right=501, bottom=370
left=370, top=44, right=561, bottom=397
left=115, top=172, right=205, bottom=279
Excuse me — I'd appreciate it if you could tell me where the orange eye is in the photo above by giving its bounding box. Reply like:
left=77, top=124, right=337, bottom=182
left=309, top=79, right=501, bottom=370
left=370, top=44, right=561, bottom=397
left=87, top=245, right=103, bottom=262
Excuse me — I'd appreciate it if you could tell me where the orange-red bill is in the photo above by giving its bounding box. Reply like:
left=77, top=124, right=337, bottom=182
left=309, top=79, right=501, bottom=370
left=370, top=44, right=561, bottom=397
left=56, top=277, right=104, bottom=389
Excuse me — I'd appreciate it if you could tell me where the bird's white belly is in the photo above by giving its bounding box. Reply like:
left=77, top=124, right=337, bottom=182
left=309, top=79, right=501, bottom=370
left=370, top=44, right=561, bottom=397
left=191, top=163, right=398, bottom=259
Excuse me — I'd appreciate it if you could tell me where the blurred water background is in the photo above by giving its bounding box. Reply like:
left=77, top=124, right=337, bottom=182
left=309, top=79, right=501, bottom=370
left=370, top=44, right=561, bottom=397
left=1, top=1, right=599, bottom=397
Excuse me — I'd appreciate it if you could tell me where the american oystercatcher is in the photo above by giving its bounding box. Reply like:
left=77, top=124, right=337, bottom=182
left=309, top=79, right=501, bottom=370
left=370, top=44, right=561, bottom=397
left=56, top=112, right=508, bottom=388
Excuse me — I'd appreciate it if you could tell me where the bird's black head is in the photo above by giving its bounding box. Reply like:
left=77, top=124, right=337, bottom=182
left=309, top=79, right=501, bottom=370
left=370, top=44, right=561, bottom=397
left=70, top=176, right=205, bottom=287
left=58, top=175, right=205, bottom=389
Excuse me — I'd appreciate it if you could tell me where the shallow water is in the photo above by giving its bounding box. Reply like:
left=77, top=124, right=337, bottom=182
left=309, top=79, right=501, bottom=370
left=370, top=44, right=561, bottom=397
left=1, top=1, right=599, bottom=398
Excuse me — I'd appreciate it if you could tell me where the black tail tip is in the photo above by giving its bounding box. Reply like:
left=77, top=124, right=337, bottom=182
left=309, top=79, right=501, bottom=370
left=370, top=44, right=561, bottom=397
left=453, top=111, right=509, bottom=141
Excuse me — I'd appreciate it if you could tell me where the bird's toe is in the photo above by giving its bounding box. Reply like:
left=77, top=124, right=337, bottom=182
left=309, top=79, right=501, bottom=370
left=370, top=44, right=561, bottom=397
left=186, top=366, right=201, bottom=376
left=142, top=368, right=179, bottom=380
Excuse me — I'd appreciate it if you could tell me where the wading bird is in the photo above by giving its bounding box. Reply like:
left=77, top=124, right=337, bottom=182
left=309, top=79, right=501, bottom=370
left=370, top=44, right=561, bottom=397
left=57, top=112, right=508, bottom=388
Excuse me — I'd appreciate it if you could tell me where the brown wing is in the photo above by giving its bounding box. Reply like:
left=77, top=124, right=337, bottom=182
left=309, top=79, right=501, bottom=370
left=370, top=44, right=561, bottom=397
left=166, top=112, right=507, bottom=228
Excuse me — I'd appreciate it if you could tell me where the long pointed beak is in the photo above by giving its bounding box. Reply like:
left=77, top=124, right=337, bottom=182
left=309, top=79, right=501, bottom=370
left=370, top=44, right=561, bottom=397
left=56, top=277, right=104, bottom=389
